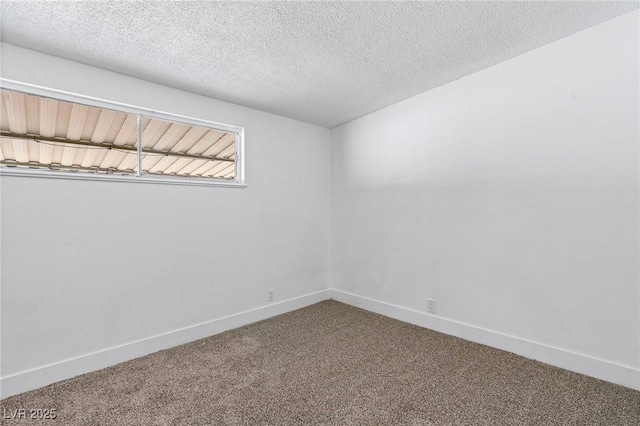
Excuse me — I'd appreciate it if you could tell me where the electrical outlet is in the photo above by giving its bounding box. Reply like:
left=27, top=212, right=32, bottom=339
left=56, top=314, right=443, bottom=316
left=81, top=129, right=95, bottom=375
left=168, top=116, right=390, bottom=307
left=268, top=289, right=274, bottom=302
left=427, top=299, right=436, bottom=314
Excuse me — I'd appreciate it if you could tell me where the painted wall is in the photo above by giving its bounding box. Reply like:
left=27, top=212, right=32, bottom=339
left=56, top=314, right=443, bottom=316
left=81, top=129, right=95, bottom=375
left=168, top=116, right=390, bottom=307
left=331, top=11, right=639, bottom=387
left=0, top=44, right=331, bottom=395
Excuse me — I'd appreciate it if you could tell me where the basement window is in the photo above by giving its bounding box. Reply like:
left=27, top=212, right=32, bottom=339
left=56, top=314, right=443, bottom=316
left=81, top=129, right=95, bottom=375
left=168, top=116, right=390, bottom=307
left=0, top=86, right=244, bottom=186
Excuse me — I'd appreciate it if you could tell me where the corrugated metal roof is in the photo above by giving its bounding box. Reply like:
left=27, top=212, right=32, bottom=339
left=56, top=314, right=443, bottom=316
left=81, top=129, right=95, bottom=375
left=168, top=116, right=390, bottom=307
left=0, top=89, right=236, bottom=180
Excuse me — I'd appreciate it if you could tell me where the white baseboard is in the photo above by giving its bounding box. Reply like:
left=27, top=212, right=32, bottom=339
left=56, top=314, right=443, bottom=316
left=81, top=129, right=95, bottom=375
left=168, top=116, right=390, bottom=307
left=3, top=288, right=637, bottom=399
left=0, top=289, right=330, bottom=399
left=330, top=289, right=640, bottom=391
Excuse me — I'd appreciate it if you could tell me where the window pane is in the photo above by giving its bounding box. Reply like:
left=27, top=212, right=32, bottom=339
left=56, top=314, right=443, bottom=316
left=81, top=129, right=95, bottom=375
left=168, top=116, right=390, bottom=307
left=139, top=116, right=236, bottom=180
left=0, top=89, right=139, bottom=175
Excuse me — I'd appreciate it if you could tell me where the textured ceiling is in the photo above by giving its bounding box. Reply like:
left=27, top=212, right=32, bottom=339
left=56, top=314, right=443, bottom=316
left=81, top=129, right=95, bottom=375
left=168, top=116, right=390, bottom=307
left=1, top=1, right=638, bottom=128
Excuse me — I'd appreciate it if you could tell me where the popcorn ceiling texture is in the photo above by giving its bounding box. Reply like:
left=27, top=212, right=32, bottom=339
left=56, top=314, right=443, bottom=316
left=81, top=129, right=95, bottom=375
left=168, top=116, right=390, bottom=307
left=0, top=1, right=637, bottom=127
left=1, top=301, right=638, bottom=425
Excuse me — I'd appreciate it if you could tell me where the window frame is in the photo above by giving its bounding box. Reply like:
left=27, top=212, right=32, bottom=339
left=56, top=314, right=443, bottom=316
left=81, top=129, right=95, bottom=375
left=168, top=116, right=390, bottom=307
left=0, top=78, right=246, bottom=188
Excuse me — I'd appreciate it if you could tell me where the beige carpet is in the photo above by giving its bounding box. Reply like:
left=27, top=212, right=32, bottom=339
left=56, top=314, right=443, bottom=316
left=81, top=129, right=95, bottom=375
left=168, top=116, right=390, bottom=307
left=1, top=300, right=638, bottom=425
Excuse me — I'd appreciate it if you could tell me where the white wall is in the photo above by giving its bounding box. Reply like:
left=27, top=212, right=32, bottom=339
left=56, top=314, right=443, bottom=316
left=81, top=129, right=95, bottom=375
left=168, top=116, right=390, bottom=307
left=0, top=44, right=331, bottom=397
left=331, top=11, right=639, bottom=389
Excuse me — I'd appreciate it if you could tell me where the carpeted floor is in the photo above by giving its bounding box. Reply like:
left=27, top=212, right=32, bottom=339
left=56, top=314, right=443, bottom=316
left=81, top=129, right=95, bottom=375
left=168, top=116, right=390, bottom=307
left=1, top=300, right=639, bottom=425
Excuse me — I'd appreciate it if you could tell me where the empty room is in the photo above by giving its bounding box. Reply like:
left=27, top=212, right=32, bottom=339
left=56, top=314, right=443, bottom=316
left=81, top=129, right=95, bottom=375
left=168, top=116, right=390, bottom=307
left=0, top=1, right=638, bottom=424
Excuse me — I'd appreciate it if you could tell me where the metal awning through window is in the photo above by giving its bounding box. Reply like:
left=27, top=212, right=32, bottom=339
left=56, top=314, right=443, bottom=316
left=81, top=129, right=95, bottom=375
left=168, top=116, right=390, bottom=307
left=0, top=89, right=237, bottom=180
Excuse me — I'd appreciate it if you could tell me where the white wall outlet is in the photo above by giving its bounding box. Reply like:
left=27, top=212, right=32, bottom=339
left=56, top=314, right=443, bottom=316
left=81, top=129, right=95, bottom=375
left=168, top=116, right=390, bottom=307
left=427, top=299, right=436, bottom=314
left=268, top=289, right=274, bottom=302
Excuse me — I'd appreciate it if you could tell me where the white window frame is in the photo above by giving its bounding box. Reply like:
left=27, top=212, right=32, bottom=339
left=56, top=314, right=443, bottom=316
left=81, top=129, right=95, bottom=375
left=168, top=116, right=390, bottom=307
left=0, top=78, right=246, bottom=188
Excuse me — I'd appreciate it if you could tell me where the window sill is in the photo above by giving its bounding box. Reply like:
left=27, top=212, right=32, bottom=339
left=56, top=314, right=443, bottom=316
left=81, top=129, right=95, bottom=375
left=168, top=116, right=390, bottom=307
left=0, top=168, right=247, bottom=188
